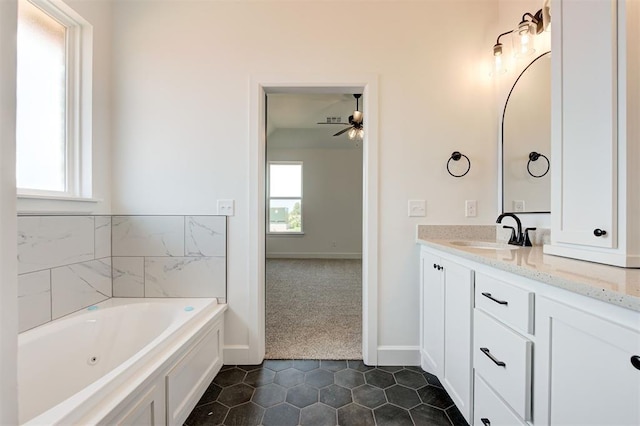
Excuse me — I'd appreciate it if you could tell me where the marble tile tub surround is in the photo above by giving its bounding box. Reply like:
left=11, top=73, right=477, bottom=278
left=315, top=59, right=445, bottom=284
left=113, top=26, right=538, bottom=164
left=17, top=216, right=113, bottom=332
left=111, top=215, right=226, bottom=299
left=17, top=215, right=227, bottom=333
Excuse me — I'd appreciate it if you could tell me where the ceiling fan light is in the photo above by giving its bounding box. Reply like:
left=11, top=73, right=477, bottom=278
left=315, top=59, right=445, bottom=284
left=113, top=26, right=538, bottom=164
left=357, top=129, right=364, bottom=139
left=353, top=110, right=363, bottom=124
left=348, top=128, right=358, bottom=140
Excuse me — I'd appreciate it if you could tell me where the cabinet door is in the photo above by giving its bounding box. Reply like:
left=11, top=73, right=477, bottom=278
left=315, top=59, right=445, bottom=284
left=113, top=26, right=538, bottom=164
left=420, top=249, right=444, bottom=377
left=535, top=297, right=640, bottom=425
left=551, top=0, right=617, bottom=248
left=442, top=259, right=473, bottom=424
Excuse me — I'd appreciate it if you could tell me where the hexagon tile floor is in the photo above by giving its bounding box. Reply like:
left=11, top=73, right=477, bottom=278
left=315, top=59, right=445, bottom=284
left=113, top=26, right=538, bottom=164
left=184, top=360, right=468, bottom=426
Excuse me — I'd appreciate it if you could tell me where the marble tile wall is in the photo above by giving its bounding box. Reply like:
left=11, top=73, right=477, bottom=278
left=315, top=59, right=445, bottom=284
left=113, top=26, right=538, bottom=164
left=17, top=215, right=227, bottom=333
left=17, top=216, right=112, bottom=332
left=111, top=215, right=226, bottom=300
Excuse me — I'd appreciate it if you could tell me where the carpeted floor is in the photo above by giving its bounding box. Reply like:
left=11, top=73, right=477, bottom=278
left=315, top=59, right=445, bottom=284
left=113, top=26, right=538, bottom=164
left=265, top=259, right=362, bottom=360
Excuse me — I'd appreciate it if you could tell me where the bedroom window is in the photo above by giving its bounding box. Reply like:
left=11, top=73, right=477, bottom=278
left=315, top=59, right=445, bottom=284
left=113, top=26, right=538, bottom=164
left=16, top=0, right=93, bottom=198
left=268, top=162, right=303, bottom=233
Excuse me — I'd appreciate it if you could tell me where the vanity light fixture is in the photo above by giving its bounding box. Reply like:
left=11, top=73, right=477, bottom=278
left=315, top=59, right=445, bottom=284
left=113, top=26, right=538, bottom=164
left=492, top=30, right=513, bottom=75
left=492, top=9, right=546, bottom=74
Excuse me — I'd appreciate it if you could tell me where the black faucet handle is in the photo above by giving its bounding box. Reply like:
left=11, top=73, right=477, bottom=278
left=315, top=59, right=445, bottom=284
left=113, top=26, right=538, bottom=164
left=523, top=227, right=537, bottom=247
left=502, top=226, right=519, bottom=245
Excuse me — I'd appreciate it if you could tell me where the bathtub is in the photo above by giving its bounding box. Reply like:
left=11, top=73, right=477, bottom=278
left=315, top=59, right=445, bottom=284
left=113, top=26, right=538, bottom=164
left=18, top=297, right=227, bottom=425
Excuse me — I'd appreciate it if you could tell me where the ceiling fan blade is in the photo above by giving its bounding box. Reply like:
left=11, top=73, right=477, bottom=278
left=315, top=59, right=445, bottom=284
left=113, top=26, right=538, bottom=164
left=333, top=126, right=353, bottom=136
left=316, top=122, right=350, bottom=125
left=352, top=111, right=363, bottom=124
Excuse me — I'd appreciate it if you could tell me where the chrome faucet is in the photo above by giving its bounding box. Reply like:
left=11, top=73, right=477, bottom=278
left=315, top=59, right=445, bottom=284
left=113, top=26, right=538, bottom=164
left=496, top=213, right=536, bottom=246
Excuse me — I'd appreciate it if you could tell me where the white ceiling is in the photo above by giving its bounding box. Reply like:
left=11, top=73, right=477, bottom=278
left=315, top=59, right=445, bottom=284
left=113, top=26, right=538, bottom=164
left=266, top=93, right=360, bottom=131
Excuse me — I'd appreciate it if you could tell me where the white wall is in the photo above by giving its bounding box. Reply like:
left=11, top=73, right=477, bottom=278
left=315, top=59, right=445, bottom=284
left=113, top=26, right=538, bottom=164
left=0, top=0, right=18, bottom=422
left=16, top=0, right=112, bottom=215
left=111, top=0, right=499, bottom=363
left=266, top=129, right=363, bottom=258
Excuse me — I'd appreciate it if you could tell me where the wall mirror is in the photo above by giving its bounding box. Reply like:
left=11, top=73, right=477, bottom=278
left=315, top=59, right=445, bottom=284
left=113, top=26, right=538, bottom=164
left=502, top=51, right=551, bottom=214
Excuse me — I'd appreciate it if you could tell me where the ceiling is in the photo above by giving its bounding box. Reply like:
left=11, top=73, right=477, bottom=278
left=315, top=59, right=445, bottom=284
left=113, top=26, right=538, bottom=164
left=266, top=93, right=359, bottom=132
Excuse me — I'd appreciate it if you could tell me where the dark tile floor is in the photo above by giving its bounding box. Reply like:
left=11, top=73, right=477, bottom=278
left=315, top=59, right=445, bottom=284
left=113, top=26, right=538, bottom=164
left=185, top=360, right=468, bottom=426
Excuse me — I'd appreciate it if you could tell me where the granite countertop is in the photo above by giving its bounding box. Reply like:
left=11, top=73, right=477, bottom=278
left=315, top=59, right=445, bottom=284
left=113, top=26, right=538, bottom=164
left=416, top=226, right=640, bottom=312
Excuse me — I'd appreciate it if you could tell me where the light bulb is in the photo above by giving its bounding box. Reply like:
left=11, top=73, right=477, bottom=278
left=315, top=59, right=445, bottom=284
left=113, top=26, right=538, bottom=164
left=491, top=43, right=506, bottom=76
left=357, top=129, right=364, bottom=139
left=514, top=21, right=535, bottom=58
left=348, top=128, right=357, bottom=140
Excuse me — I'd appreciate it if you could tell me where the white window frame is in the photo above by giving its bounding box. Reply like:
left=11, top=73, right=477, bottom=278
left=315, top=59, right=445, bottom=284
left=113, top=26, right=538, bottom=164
left=16, top=0, right=93, bottom=200
left=267, top=161, right=304, bottom=235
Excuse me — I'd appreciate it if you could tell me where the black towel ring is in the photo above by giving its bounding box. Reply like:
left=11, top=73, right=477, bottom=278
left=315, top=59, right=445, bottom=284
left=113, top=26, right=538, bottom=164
left=447, top=151, right=471, bottom=178
left=527, top=151, right=550, bottom=178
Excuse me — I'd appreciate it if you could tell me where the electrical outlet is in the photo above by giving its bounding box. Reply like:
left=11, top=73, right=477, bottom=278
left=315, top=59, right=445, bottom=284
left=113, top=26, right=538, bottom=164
left=408, top=200, right=426, bottom=217
left=513, top=200, right=525, bottom=212
left=217, top=199, right=235, bottom=216
left=465, top=200, right=477, bottom=217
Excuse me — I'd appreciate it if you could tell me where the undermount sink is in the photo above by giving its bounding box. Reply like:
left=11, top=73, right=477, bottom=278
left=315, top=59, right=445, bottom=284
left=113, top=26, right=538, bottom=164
left=450, top=240, right=521, bottom=250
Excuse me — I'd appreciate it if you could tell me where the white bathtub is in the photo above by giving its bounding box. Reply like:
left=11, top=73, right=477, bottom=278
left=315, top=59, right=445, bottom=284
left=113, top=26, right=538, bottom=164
left=18, top=298, right=227, bottom=425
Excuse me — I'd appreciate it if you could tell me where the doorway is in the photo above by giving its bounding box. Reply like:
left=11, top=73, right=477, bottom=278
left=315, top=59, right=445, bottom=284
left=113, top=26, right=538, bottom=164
left=264, top=93, right=363, bottom=359
left=247, top=76, right=379, bottom=366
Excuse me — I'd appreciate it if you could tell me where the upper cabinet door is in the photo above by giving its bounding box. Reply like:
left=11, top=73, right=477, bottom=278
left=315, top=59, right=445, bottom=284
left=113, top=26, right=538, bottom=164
left=551, top=0, right=617, bottom=248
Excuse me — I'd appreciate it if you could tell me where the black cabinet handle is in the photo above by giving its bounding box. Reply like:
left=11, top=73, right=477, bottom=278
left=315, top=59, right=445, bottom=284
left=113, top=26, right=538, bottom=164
left=480, top=347, right=506, bottom=367
left=433, top=263, right=437, bottom=269
left=481, top=419, right=491, bottom=426
left=631, top=355, right=640, bottom=370
left=594, top=228, right=607, bottom=237
left=481, top=292, right=508, bottom=306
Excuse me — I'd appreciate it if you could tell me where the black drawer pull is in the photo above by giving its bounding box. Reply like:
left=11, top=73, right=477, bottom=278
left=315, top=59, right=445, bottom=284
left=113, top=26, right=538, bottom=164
left=480, top=347, right=506, bottom=367
left=631, top=355, right=640, bottom=370
left=481, top=419, right=491, bottom=426
left=593, top=228, right=607, bottom=237
left=481, top=292, right=508, bottom=306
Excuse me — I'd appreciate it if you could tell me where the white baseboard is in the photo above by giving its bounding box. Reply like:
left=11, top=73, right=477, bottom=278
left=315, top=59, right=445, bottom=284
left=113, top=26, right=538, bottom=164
left=223, top=345, right=252, bottom=365
left=377, top=346, right=421, bottom=366
left=266, top=252, right=362, bottom=259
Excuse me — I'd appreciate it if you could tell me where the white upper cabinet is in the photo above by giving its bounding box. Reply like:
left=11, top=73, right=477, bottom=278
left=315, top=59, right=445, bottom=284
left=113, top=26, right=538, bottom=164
left=546, top=0, right=640, bottom=266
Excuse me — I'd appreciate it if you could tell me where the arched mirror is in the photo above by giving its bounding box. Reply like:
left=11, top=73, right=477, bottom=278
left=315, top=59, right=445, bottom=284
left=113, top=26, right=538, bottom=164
left=502, top=51, right=551, bottom=214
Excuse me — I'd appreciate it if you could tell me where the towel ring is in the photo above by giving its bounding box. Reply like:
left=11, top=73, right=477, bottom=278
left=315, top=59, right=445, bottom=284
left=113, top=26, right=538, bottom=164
left=447, top=151, right=471, bottom=178
left=527, top=151, right=550, bottom=178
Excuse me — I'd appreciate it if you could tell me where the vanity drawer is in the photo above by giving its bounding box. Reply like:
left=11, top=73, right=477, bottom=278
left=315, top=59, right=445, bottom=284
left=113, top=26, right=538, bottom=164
left=475, top=273, right=534, bottom=335
left=474, top=373, right=526, bottom=426
left=474, top=309, right=532, bottom=420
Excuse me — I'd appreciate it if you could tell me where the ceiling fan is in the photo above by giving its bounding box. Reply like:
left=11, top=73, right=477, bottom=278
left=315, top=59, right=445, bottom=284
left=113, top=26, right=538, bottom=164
left=316, top=94, right=364, bottom=140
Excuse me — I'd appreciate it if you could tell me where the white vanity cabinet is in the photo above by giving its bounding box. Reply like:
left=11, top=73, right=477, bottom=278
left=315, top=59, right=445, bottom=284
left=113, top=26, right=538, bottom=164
left=546, top=0, right=640, bottom=267
left=419, top=246, right=474, bottom=423
left=417, top=241, right=640, bottom=426
left=534, top=296, right=640, bottom=426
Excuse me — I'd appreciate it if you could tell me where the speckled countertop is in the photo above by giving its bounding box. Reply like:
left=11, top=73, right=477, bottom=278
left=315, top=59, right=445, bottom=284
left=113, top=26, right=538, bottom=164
left=416, top=226, right=640, bottom=312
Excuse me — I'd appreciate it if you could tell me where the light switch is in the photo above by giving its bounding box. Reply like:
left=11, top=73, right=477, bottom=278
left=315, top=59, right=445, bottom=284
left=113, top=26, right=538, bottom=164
left=408, top=200, right=426, bottom=217
left=465, top=200, right=477, bottom=217
left=217, top=199, right=235, bottom=216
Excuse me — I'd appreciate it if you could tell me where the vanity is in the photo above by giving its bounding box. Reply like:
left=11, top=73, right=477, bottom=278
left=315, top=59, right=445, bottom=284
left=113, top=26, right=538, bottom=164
left=417, top=232, right=640, bottom=426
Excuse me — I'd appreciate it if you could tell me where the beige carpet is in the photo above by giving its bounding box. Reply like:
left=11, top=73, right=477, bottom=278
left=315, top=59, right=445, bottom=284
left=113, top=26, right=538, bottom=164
left=265, top=258, right=362, bottom=360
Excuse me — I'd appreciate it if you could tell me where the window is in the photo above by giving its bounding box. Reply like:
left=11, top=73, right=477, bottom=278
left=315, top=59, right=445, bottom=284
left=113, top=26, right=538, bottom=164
left=268, top=162, right=303, bottom=233
left=16, top=0, right=92, bottom=198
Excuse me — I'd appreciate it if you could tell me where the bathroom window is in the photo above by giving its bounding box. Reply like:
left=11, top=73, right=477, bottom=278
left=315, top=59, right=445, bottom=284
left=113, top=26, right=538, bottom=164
left=16, top=0, right=92, bottom=198
left=268, top=162, right=303, bottom=233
